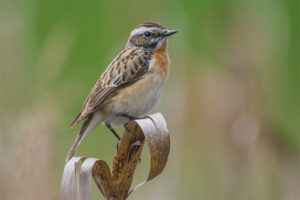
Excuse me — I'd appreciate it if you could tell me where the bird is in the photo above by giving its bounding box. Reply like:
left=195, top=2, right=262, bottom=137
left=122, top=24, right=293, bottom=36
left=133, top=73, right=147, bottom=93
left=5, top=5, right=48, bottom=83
left=66, top=22, right=177, bottom=161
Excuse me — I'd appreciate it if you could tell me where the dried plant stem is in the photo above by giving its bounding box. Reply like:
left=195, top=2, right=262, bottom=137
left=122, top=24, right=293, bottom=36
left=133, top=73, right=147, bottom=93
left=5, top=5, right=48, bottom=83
left=61, top=113, right=170, bottom=200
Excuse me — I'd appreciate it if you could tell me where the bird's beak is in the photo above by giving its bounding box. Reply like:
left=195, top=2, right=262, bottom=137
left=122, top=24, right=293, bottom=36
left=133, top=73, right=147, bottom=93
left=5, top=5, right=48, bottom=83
left=162, top=30, right=178, bottom=37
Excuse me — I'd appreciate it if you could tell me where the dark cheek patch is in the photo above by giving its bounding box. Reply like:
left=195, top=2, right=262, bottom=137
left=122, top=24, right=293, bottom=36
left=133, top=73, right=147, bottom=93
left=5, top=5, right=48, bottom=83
left=135, top=36, right=148, bottom=46
left=132, top=35, right=157, bottom=49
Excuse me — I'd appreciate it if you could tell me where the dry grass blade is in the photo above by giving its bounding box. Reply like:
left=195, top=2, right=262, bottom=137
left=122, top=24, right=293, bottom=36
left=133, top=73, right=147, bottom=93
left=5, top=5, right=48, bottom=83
left=92, top=160, right=115, bottom=199
left=80, top=158, right=114, bottom=200
left=111, top=118, right=147, bottom=199
left=127, top=113, right=170, bottom=196
left=61, top=112, right=170, bottom=200
left=145, top=113, right=170, bottom=180
left=60, top=157, right=86, bottom=200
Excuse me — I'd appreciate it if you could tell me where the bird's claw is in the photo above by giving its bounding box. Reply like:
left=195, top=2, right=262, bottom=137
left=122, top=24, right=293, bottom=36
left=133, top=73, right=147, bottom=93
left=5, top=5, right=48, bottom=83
left=123, top=122, right=131, bottom=132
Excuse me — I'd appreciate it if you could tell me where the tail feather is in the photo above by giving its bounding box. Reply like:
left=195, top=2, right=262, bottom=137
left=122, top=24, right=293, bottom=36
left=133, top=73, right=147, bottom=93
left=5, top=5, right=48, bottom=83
left=70, top=112, right=83, bottom=128
left=65, top=112, right=105, bottom=162
left=66, top=116, right=92, bottom=161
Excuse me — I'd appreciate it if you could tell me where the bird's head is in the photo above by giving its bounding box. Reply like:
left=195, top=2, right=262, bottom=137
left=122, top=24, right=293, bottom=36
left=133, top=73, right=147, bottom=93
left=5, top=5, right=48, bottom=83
left=126, top=22, right=177, bottom=50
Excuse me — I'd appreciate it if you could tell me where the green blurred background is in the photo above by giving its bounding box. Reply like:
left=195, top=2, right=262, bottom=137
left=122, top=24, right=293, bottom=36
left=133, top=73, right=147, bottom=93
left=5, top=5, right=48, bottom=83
left=0, top=1, right=299, bottom=200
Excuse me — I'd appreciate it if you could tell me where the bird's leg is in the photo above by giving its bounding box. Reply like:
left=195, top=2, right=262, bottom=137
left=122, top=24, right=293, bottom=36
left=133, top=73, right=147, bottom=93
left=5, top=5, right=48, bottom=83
left=105, top=123, right=121, bottom=141
left=105, top=122, right=121, bottom=151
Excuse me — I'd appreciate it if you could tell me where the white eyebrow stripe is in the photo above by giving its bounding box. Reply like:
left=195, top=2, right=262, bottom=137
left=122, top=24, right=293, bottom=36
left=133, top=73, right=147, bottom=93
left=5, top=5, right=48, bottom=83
left=130, top=27, right=157, bottom=36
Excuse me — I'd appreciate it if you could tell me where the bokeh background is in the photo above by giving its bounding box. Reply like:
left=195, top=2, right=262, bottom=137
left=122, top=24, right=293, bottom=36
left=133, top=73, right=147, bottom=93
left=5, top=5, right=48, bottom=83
left=0, top=1, right=299, bottom=200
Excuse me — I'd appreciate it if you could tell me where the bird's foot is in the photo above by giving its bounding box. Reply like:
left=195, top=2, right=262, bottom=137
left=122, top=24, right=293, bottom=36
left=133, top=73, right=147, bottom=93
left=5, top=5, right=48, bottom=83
left=122, top=114, right=143, bottom=132
left=123, top=122, right=131, bottom=132
left=121, top=114, right=143, bottom=121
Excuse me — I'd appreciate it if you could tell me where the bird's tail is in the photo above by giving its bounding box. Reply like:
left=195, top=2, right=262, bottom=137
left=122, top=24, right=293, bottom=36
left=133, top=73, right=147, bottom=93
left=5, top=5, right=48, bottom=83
left=65, top=114, right=104, bottom=162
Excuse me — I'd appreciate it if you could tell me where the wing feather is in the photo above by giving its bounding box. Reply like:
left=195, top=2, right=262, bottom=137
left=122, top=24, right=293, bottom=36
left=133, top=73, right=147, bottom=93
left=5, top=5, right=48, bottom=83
left=71, top=48, right=153, bottom=127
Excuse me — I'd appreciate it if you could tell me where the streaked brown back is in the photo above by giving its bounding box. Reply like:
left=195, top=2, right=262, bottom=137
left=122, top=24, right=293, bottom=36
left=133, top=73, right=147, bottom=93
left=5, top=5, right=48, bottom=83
left=71, top=47, right=153, bottom=127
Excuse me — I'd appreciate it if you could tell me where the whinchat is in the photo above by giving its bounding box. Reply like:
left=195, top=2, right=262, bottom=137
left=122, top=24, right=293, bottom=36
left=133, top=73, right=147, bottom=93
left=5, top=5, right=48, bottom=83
left=66, top=22, right=177, bottom=161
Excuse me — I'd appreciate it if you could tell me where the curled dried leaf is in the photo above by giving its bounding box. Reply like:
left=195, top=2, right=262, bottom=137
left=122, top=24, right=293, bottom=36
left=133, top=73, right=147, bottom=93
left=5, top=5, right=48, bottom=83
left=60, top=112, right=170, bottom=200
left=111, top=120, right=146, bottom=199
left=60, top=157, right=86, bottom=200
left=145, top=113, right=170, bottom=181
left=127, top=113, right=170, bottom=196
left=80, top=158, right=115, bottom=200
left=92, top=160, right=115, bottom=199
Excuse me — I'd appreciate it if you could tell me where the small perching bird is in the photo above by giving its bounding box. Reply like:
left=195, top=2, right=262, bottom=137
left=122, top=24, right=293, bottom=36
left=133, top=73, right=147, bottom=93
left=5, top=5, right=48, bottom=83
left=66, top=22, right=177, bottom=161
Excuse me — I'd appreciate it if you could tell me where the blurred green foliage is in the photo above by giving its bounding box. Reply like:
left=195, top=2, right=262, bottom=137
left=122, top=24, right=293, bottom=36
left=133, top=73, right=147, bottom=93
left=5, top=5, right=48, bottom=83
left=0, top=1, right=299, bottom=199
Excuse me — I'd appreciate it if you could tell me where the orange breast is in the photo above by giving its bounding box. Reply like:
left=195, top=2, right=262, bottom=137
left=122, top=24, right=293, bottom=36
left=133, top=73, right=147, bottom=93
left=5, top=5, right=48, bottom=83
left=152, top=40, right=170, bottom=82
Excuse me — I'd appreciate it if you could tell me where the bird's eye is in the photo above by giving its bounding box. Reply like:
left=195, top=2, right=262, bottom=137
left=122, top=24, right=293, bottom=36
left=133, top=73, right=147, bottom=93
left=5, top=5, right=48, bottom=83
left=144, top=31, right=152, bottom=37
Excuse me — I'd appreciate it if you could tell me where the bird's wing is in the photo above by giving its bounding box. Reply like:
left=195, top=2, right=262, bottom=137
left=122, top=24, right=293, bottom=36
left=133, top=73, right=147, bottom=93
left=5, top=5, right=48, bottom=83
left=71, top=48, right=153, bottom=127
